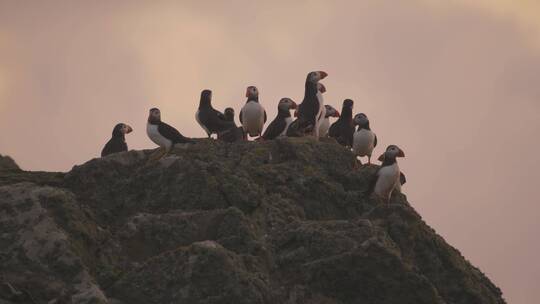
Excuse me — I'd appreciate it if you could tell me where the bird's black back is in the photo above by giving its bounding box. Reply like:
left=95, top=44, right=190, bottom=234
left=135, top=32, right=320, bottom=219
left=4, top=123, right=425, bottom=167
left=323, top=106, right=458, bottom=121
left=158, top=122, right=192, bottom=144
left=101, top=137, right=127, bottom=157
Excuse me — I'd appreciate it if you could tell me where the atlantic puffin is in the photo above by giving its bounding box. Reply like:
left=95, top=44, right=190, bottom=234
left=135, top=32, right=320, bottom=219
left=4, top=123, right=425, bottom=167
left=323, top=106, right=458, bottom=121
left=195, top=89, right=236, bottom=137
left=290, top=71, right=328, bottom=138
left=329, top=99, right=355, bottom=146
left=319, top=105, right=340, bottom=137
left=101, top=123, right=133, bottom=157
left=372, top=145, right=406, bottom=202
left=146, top=108, right=192, bottom=156
left=352, top=113, right=377, bottom=164
left=217, top=107, right=245, bottom=143
left=240, top=86, right=266, bottom=138
left=261, top=98, right=297, bottom=140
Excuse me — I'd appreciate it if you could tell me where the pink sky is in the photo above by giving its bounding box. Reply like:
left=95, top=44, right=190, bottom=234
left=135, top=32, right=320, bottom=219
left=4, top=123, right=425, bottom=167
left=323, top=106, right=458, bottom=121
left=1, top=1, right=539, bottom=303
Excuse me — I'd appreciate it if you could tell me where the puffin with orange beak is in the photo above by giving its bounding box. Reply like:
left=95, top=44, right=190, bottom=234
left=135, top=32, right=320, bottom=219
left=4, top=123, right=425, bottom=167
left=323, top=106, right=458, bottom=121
left=287, top=71, right=328, bottom=138
left=372, top=145, right=406, bottom=202
left=319, top=104, right=340, bottom=137
left=146, top=108, right=192, bottom=161
left=352, top=113, right=377, bottom=164
left=262, top=98, right=297, bottom=140
left=101, top=123, right=133, bottom=157
left=240, top=86, right=267, bottom=139
left=329, top=99, right=355, bottom=147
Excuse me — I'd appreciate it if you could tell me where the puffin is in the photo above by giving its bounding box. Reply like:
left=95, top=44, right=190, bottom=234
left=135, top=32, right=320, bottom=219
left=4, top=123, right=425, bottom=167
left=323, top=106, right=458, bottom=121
left=329, top=99, right=355, bottom=147
left=195, top=89, right=236, bottom=137
left=217, top=107, right=245, bottom=143
left=372, top=145, right=406, bottom=202
left=223, top=107, right=236, bottom=122
left=101, top=123, right=133, bottom=157
left=240, top=86, right=267, bottom=138
left=319, top=105, right=340, bottom=137
left=289, top=71, right=328, bottom=138
left=352, top=113, right=377, bottom=164
left=146, top=108, right=192, bottom=158
left=261, top=98, right=297, bottom=140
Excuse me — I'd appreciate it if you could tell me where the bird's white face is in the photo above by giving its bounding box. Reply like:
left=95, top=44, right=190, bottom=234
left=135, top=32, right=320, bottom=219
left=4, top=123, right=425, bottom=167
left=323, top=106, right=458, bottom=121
left=278, top=98, right=297, bottom=111
left=149, top=109, right=161, bottom=122
left=308, top=71, right=328, bottom=83
left=387, top=145, right=405, bottom=158
left=354, top=113, right=368, bottom=126
left=121, top=124, right=133, bottom=134
left=246, top=86, right=259, bottom=98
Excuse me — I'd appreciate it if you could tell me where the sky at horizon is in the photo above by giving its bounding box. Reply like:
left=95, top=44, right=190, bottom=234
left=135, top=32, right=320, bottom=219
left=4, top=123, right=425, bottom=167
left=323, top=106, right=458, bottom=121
left=1, top=1, right=539, bottom=303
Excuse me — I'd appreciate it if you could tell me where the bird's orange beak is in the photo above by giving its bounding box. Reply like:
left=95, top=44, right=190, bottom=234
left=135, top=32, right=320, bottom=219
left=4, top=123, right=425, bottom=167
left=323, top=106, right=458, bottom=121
left=335, top=111, right=340, bottom=117
left=319, top=71, right=328, bottom=79
left=125, top=125, right=133, bottom=134
left=294, top=110, right=298, bottom=117
left=291, top=101, right=298, bottom=109
left=397, top=149, right=405, bottom=157
left=378, top=154, right=385, bottom=162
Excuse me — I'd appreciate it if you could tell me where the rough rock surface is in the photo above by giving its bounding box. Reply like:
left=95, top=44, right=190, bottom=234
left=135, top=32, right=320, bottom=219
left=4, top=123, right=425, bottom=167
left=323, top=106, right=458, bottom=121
left=0, top=138, right=505, bottom=304
left=0, top=155, right=20, bottom=171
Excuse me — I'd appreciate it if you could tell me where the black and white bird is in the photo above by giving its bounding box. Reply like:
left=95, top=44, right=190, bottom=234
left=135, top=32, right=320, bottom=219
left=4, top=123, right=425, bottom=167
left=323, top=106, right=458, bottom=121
left=146, top=108, right=192, bottom=153
left=288, top=71, right=328, bottom=138
left=329, top=99, right=355, bottom=147
left=319, top=105, right=340, bottom=137
left=240, top=86, right=267, bottom=138
left=261, top=98, right=297, bottom=140
left=217, top=107, right=244, bottom=143
left=195, top=89, right=236, bottom=137
left=352, top=113, right=377, bottom=164
left=372, top=145, right=406, bottom=202
left=101, top=123, right=133, bottom=157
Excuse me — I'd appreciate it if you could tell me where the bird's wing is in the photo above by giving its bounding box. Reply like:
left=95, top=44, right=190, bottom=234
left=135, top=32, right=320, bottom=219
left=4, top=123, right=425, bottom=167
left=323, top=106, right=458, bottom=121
left=374, top=134, right=378, bottom=147
left=158, top=122, right=191, bottom=143
left=264, top=110, right=267, bottom=123
left=239, top=109, right=244, bottom=124
left=400, top=172, right=407, bottom=185
left=101, top=139, right=127, bottom=157
left=208, top=114, right=237, bottom=132
left=100, top=140, right=112, bottom=157
left=262, top=117, right=286, bottom=140
left=286, top=119, right=300, bottom=137
left=328, top=121, right=339, bottom=138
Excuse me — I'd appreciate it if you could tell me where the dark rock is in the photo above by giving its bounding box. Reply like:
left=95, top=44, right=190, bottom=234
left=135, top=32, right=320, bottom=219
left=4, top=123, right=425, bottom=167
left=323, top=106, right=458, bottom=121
left=0, top=155, right=19, bottom=171
left=0, top=140, right=506, bottom=303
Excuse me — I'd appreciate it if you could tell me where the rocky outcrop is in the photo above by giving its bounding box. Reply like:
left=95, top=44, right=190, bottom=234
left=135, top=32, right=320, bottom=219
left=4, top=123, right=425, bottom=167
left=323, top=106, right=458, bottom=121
left=0, top=155, right=19, bottom=171
left=0, top=139, right=505, bottom=303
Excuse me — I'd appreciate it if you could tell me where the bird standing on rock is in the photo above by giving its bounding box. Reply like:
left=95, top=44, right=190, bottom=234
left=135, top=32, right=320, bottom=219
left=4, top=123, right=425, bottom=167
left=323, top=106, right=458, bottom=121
left=329, top=99, right=355, bottom=147
left=352, top=113, right=377, bottom=164
left=240, top=86, right=266, bottom=139
left=146, top=108, right=192, bottom=160
left=262, top=98, right=297, bottom=140
left=289, top=71, right=328, bottom=139
left=217, top=108, right=245, bottom=143
left=319, top=105, right=340, bottom=137
left=101, top=123, right=133, bottom=157
left=195, top=89, right=236, bottom=138
left=373, top=145, right=406, bottom=202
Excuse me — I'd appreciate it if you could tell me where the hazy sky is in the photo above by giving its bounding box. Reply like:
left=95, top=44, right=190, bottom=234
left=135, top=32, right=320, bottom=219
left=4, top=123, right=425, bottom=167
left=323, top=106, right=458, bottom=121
left=1, top=1, right=539, bottom=303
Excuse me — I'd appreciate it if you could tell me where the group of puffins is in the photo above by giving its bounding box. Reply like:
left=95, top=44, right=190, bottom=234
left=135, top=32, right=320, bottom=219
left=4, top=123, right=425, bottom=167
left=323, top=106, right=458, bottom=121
left=100, top=71, right=406, bottom=202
